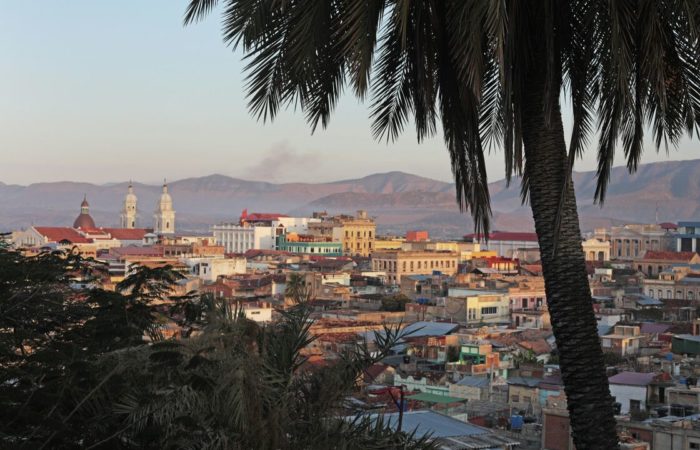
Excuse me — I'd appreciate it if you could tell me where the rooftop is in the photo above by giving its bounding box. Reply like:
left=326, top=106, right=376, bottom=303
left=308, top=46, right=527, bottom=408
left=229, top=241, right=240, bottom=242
left=641, top=251, right=699, bottom=261
left=34, top=226, right=92, bottom=244
left=464, top=231, right=539, bottom=242
left=367, top=410, right=487, bottom=438
left=608, top=371, right=656, bottom=386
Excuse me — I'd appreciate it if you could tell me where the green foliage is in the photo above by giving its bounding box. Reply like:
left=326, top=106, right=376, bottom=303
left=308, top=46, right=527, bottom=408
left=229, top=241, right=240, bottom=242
left=380, top=294, right=411, bottom=312
left=0, top=246, right=436, bottom=449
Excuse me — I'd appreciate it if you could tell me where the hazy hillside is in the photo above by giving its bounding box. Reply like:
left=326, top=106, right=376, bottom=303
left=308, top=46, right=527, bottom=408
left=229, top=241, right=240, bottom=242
left=3, top=159, right=700, bottom=238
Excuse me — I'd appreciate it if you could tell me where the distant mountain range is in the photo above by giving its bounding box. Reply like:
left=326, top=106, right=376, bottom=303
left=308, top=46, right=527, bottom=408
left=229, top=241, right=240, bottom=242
left=3, top=159, right=700, bottom=238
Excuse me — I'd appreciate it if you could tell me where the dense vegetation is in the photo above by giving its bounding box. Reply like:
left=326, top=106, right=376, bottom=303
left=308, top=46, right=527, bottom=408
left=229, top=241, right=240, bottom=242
left=0, top=247, right=433, bottom=449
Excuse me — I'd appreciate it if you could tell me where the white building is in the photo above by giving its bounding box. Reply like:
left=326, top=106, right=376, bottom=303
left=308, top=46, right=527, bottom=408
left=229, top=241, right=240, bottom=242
left=241, top=302, right=273, bottom=323
left=445, top=287, right=511, bottom=325
left=608, top=372, right=656, bottom=414
left=211, top=224, right=275, bottom=253
left=464, top=231, right=539, bottom=259
left=153, top=182, right=175, bottom=235
left=182, top=256, right=247, bottom=282
left=211, top=217, right=319, bottom=253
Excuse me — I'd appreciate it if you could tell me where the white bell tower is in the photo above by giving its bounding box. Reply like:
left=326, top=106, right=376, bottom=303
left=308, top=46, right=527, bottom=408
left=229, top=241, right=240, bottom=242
left=153, top=180, right=175, bottom=234
left=120, top=181, right=138, bottom=228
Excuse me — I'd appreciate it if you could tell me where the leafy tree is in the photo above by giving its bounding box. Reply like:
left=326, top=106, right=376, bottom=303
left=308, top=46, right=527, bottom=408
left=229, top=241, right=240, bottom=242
left=1, top=245, right=435, bottom=449
left=380, top=294, right=411, bottom=312
left=184, top=2, right=700, bottom=447
left=0, top=246, right=182, bottom=449
left=109, top=299, right=435, bottom=449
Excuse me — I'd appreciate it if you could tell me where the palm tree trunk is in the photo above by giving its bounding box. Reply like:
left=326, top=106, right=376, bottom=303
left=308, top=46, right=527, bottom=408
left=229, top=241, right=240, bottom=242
left=521, top=25, right=619, bottom=450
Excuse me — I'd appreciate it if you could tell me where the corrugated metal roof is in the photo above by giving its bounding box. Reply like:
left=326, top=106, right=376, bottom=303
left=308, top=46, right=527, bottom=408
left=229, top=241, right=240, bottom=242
left=456, top=376, right=490, bottom=388
left=371, top=410, right=488, bottom=438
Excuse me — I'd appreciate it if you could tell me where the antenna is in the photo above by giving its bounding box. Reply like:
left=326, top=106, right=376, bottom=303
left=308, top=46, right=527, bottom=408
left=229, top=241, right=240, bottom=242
left=655, top=202, right=659, bottom=225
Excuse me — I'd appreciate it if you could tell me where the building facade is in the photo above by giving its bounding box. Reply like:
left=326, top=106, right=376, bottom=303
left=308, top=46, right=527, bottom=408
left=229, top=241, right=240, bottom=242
left=308, top=210, right=376, bottom=257
left=676, top=221, right=700, bottom=252
left=370, top=250, right=459, bottom=284
left=277, top=233, right=342, bottom=256
left=610, top=224, right=675, bottom=260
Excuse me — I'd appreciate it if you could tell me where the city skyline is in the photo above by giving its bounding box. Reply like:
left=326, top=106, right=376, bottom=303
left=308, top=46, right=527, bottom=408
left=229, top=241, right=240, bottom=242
left=2, top=0, right=698, bottom=185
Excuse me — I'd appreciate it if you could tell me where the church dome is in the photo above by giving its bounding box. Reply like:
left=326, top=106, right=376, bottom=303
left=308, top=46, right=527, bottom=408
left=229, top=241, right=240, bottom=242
left=73, top=196, right=96, bottom=229
left=73, top=214, right=96, bottom=229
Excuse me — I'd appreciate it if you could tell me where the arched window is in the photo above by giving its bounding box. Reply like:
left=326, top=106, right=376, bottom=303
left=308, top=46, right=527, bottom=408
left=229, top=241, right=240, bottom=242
left=649, top=290, right=654, bottom=298
left=667, top=290, right=672, bottom=299
left=689, top=291, right=695, bottom=300
left=658, top=289, right=663, bottom=298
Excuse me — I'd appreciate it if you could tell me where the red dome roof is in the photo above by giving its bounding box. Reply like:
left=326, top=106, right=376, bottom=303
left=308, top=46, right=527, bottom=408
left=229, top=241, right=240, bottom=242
left=73, top=213, right=96, bottom=229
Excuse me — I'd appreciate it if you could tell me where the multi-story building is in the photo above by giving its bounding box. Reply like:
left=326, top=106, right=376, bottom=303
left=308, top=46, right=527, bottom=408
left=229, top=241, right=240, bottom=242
left=463, top=231, right=540, bottom=259
left=446, top=287, right=511, bottom=325
left=308, top=210, right=376, bottom=257
left=212, top=214, right=319, bottom=254
left=633, top=250, right=700, bottom=278
left=643, top=265, right=700, bottom=300
left=609, top=224, right=676, bottom=260
left=601, top=325, right=642, bottom=357
left=676, top=221, right=700, bottom=252
left=277, top=233, right=342, bottom=256
left=370, top=250, right=459, bottom=284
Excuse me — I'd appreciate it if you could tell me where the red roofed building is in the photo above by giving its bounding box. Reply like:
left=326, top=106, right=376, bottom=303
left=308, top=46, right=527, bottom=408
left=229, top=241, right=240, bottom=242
left=33, top=227, right=92, bottom=244
left=100, top=228, right=149, bottom=242
left=634, top=250, right=700, bottom=277
left=73, top=196, right=97, bottom=229
left=463, top=231, right=539, bottom=259
left=240, top=210, right=289, bottom=224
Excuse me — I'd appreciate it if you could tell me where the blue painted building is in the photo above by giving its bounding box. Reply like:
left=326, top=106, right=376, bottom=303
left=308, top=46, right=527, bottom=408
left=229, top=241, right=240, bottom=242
left=676, top=221, right=700, bottom=252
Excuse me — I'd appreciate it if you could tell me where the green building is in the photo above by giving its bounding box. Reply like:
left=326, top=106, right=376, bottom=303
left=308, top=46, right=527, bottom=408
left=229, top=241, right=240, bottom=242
left=277, top=234, right=342, bottom=256
left=672, top=334, right=700, bottom=355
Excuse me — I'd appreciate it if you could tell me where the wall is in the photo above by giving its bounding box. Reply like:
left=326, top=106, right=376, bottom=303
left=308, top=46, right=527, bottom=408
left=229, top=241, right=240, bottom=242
left=609, top=384, right=648, bottom=414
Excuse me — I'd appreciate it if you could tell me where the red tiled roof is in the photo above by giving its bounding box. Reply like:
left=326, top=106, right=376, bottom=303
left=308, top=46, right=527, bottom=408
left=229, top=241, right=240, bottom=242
left=242, top=213, right=288, bottom=221
left=101, top=228, right=148, bottom=240
left=659, top=222, right=678, bottom=230
left=464, top=231, right=539, bottom=242
left=642, top=250, right=698, bottom=261
left=34, top=227, right=92, bottom=244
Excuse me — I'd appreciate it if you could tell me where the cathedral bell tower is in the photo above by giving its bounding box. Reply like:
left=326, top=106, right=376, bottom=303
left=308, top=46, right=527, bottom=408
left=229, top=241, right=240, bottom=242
left=153, top=180, right=175, bottom=234
left=120, top=181, right=138, bottom=229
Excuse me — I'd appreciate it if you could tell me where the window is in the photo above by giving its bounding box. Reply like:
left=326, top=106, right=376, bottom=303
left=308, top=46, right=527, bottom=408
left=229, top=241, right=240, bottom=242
left=481, top=307, right=498, bottom=315
left=667, top=290, right=672, bottom=299
left=511, top=395, right=520, bottom=403
left=523, top=396, right=531, bottom=403
left=689, top=442, right=700, bottom=449
left=630, top=399, right=641, bottom=412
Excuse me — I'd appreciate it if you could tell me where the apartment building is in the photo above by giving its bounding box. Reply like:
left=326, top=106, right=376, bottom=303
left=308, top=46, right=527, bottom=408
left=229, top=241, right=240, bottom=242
left=370, top=250, right=459, bottom=284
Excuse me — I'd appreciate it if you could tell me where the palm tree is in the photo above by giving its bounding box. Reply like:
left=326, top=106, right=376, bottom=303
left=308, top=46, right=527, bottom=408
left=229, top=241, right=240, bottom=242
left=184, top=2, right=700, bottom=448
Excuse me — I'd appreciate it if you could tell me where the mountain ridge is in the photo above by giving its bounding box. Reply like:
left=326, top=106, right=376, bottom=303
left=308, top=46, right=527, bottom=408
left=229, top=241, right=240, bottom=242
left=3, top=159, right=700, bottom=237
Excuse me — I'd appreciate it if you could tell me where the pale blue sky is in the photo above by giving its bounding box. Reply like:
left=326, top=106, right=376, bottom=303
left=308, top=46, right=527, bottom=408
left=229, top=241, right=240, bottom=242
left=1, top=1, right=697, bottom=185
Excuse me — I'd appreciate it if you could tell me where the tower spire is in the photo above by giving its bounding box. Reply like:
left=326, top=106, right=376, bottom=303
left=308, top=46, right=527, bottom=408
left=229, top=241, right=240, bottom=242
left=120, top=181, right=138, bottom=229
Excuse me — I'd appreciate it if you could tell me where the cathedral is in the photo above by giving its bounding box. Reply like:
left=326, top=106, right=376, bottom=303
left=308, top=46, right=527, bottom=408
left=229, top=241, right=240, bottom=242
left=77, top=180, right=176, bottom=234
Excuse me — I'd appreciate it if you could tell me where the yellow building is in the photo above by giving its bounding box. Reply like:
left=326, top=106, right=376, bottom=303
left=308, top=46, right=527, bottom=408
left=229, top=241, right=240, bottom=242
left=309, top=210, right=376, bottom=257
left=371, top=250, right=459, bottom=284
left=374, top=237, right=405, bottom=251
